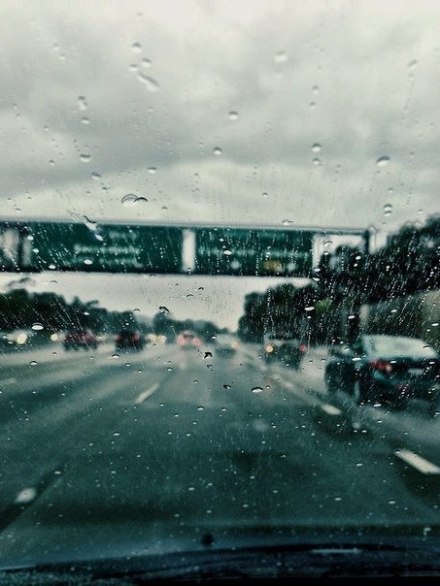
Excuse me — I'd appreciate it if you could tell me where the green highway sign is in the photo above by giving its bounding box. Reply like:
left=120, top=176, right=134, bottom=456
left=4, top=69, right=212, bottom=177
left=194, top=227, right=314, bottom=277
left=0, top=221, right=182, bottom=274
left=0, top=220, right=367, bottom=277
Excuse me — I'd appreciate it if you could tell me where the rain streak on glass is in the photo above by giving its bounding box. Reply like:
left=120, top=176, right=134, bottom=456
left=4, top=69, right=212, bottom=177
left=137, top=72, right=159, bottom=92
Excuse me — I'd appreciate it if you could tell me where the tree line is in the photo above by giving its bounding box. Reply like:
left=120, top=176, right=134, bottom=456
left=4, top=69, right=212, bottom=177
left=238, top=215, right=439, bottom=344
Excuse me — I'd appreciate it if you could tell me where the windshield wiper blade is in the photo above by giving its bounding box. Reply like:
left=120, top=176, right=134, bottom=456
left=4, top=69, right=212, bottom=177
left=2, top=541, right=440, bottom=583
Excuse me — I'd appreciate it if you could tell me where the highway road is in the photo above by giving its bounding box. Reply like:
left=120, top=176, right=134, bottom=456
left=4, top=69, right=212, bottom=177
left=1, top=341, right=439, bottom=566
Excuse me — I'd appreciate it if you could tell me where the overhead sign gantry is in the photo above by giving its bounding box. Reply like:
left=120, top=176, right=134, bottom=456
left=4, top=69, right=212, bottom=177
left=0, top=219, right=369, bottom=277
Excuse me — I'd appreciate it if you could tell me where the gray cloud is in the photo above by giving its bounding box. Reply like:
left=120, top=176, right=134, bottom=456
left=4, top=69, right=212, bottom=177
left=1, top=1, right=439, bottom=327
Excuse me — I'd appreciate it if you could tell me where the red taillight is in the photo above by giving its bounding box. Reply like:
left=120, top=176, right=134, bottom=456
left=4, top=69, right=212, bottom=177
left=299, top=344, right=307, bottom=353
left=370, top=359, right=393, bottom=374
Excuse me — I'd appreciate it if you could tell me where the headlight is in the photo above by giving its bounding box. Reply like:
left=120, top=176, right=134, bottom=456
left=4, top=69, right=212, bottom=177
left=16, top=333, right=28, bottom=345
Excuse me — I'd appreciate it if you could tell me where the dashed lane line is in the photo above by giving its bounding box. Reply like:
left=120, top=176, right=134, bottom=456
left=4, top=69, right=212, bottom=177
left=134, top=383, right=160, bottom=405
left=395, top=449, right=440, bottom=475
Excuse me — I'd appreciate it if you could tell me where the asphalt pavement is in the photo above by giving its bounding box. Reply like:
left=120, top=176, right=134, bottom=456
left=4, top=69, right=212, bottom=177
left=0, top=341, right=439, bottom=566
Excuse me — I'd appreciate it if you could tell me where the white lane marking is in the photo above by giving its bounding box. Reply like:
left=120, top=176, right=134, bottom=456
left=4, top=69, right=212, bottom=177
left=134, top=383, right=159, bottom=405
left=277, top=377, right=317, bottom=407
left=320, top=403, right=342, bottom=416
left=0, top=377, right=17, bottom=385
left=395, top=449, right=440, bottom=475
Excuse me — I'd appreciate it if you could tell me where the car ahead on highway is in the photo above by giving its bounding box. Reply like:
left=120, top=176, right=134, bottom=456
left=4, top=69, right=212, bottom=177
left=325, top=334, right=440, bottom=414
left=176, top=330, right=202, bottom=350
left=262, top=332, right=308, bottom=369
left=214, top=333, right=239, bottom=356
left=114, top=329, right=144, bottom=352
left=63, top=329, right=98, bottom=351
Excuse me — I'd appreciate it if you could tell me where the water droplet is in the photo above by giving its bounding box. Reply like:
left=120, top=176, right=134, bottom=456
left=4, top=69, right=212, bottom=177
left=81, top=116, right=90, bottom=125
left=312, top=85, right=319, bottom=94
left=274, top=51, right=288, bottom=63
left=251, top=386, right=264, bottom=393
left=29, top=361, right=38, bottom=366
left=309, top=101, right=316, bottom=109
left=223, top=384, right=231, bottom=389
left=204, top=351, right=213, bottom=359
left=132, top=42, right=142, bottom=53
left=83, top=259, right=93, bottom=265
left=431, top=322, right=439, bottom=327
left=112, top=353, right=120, bottom=359
left=78, top=96, right=87, bottom=110
left=408, top=59, right=418, bottom=69
left=32, top=323, right=43, bottom=331
left=376, top=156, right=390, bottom=167
left=262, top=192, right=269, bottom=198
left=228, top=110, right=238, bottom=120
left=188, top=486, right=195, bottom=492
left=137, top=72, right=159, bottom=92
left=147, top=166, right=157, bottom=174
left=14, top=487, right=37, bottom=505
left=213, top=147, right=223, bottom=156
left=312, top=158, right=321, bottom=166
left=49, top=159, right=55, bottom=166
left=383, top=203, right=393, bottom=217
left=223, top=249, right=233, bottom=256
left=197, top=406, right=204, bottom=411
left=305, top=306, right=315, bottom=312
left=79, top=153, right=91, bottom=163
left=159, top=305, right=170, bottom=314
left=282, top=219, right=293, bottom=226
left=311, top=143, right=322, bottom=153
left=121, top=193, right=139, bottom=207
left=91, top=172, right=101, bottom=180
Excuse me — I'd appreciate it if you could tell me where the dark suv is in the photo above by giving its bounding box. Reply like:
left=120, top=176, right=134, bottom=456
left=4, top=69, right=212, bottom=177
left=115, top=330, right=144, bottom=352
left=262, top=332, right=308, bottom=369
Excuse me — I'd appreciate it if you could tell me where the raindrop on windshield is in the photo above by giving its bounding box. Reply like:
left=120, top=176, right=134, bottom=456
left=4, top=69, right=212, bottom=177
left=78, top=96, right=87, bottom=110
left=79, top=153, right=91, bottom=162
left=282, top=219, right=293, bottom=226
left=142, top=58, right=152, bottom=68
left=204, top=352, right=213, bottom=359
left=223, top=384, right=231, bottom=389
left=132, top=42, right=142, bottom=53
left=383, top=203, right=393, bottom=217
left=251, top=386, right=264, bottom=393
left=147, top=167, right=157, bottom=174
left=311, top=143, right=322, bottom=153
left=81, top=116, right=90, bottom=125
left=121, top=193, right=139, bottom=207
left=213, top=147, right=223, bottom=156
left=228, top=110, right=239, bottom=120
left=31, top=323, right=43, bottom=331
left=91, top=172, right=101, bottom=180
left=223, top=249, right=233, bottom=256
left=376, top=155, right=390, bottom=167
left=312, top=158, right=322, bottom=166
left=29, top=361, right=38, bottom=366
left=274, top=51, right=288, bottom=63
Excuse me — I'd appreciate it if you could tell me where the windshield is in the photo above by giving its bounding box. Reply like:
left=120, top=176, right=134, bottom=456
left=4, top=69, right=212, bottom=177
left=1, top=0, right=440, bottom=578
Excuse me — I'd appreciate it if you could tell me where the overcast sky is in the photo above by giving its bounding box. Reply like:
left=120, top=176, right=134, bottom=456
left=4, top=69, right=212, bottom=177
left=0, top=1, right=439, bottom=329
